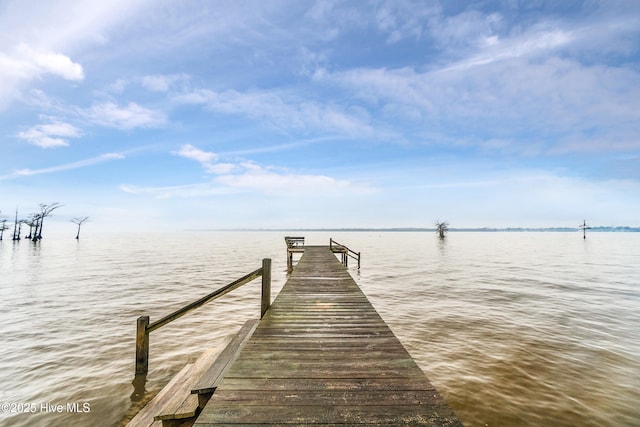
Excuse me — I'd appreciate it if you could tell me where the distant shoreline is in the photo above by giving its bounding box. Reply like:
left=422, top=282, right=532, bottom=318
left=188, top=227, right=640, bottom=233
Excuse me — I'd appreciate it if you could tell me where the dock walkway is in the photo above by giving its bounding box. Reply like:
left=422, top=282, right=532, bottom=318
left=194, top=246, right=461, bottom=425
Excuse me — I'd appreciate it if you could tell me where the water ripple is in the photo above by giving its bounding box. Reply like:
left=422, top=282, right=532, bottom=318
left=1, top=231, right=639, bottom=427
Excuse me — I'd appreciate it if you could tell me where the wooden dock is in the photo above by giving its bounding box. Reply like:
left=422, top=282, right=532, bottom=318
left=193, top=245, right=461, bottom=426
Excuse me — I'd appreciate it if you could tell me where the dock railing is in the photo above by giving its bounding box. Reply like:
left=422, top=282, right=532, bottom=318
left=285, top=236, right=305, bottom=271
left=330, top=238, right=361, bottom=268
left=135, top=258, right=271, bottom=375
left=284, top=236, right=305, bottom=248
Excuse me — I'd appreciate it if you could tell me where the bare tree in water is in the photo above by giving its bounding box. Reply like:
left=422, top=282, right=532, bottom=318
left=0, top=210, right=6, bottom=241
left=435, top=220, right=449, bottom=239
left=0, top=219, right=8, bottom=241
left=579, top=219, right=591, bottom=239
left=71, top=216, right=89, bottom=239
left=33, top=203, right=62, bottom=241
left=12, top=208, right=21, bottom=241
left=24, top=213, right=40, bottom=240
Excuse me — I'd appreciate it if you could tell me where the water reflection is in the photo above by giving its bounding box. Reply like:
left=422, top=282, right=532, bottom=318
left=437, top=235, right=447, bottom=254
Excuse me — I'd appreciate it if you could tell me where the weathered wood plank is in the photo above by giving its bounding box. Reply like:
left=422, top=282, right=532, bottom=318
left=191, top=319, right=259, bottom=396
left=153, top=340, right=234, bottom=423
left=211, top=377, right=439, bottom=392
left=208, top=389, right=445, bottom=406
left=197, top=404, right=460, bottom=425
left=193, top=246, right=461, bottom=426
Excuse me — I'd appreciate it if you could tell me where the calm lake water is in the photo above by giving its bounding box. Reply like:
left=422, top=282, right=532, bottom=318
left=0, top=231, right=638, bottom=426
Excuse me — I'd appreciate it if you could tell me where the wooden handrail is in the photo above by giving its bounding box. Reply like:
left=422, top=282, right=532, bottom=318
left=284, top=236, right=304, bottom=248
left=330, top=238, right=361, bottom=269
left=285, top=237, right=305, bottom=271
left=135, top=258, right=271, bottom=375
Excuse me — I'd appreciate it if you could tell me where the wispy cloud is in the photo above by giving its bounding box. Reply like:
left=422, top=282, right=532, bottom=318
left=1, top=152, right=125, bottom=180
left=220, top=136, right=343, bottom=156
left=141, top=73, right=189, bottom=92
left=150, top=143, right=371, bottom=197
left=440, top=28, right=574, bottom=71
left=120, top=182, right=234, bottom=198
left=173, top=88, right=374, bottom=137
left=174, top=144, right=217, bottom=164
left=172, top=144, right=235, bottom=174
left=120, top=166, right=358, bottom=198
left=315, top=53, right=640, bottom=154
left=213, top=161, right=351, bottom=195
left=17, top=120, right=81, bottom=148
left=81, top=101, right=166, bottom=129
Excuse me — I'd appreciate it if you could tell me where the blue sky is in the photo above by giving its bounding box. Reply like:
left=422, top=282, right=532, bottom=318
left=1, top=0, right=639, bottom=231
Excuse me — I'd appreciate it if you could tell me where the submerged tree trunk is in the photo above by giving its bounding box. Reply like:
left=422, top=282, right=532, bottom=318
left=71, top=216, right=89, bottom=239
left=435, top=221, right=449, bottom=240
left=34, top=203, right=62, bottom=241
left=32, top=218, right=41, bottom=242
left=0, top=220, right=8, bottom=240
left=12, top=209, right=20, bottom=241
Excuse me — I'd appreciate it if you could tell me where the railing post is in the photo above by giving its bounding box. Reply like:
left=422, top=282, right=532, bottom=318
left=135, top=315, right=150, bottom=375
left=261, top=258, right=271, bottom=318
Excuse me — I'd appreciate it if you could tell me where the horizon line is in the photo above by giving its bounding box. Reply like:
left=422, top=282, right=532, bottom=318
left=184, top=226, right=640, bottom=232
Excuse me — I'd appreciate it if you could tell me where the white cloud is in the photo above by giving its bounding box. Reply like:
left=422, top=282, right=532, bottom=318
left=174, top=144, right=217, bottom=163
left=0, top=0, right=153, bottom=111
left=150, top=144, right=369, bottom=198
left=205, top=163, right=236, bottom=174
left=0, top=44, right=84, bottom=81
left=141, top=74, right=188, bottom=92
left=173, top=144, right=240, bottom=175
left=17, top=120, right=81, bottom=148
left=0, top=44, right=84, bottom=110
left=442, top=28, right=574, bottom=71
left=121, top=163, right=359, bottom=199
left=173, top=88, right=374, bottom=137
left=173, top=144, right=225, bottom=175
left=315, top=53, right=640, bottom=154
left=213, top=162, right=350, bottom=194
left=82, top=101, right=166, bottom=129
left=1, top=152, right=125, bottom=180
left=27, top=46, right=85, bottom=80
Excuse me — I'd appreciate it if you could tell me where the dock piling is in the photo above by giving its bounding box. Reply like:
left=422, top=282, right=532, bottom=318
left=135, top=315, right=150, bottom=375
left=261, top=258, right=271, bottom=318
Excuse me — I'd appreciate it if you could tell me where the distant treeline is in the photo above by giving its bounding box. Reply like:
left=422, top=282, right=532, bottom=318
left=196, top=226, right=640, bottom=232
